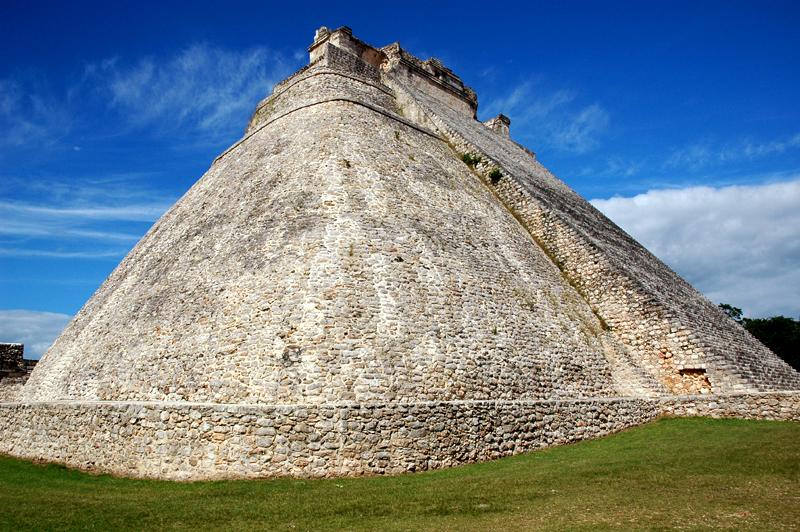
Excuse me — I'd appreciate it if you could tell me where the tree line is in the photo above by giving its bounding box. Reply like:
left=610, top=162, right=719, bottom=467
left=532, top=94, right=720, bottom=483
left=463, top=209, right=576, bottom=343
left=719, top=303, right=799, bottom=371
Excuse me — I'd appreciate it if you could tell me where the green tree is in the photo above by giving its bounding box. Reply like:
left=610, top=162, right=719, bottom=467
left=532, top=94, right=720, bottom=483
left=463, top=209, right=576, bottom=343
left=718, top=303, right=744, bottom=324
left=719, top=303, right=800, bottom=371
left=743, top=316, right=800, bottom=371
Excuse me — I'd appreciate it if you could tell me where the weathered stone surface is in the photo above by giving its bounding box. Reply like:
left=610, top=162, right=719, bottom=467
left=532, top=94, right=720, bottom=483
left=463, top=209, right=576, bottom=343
left=0, top=392, right=796, bottom=480
left=2, top=26, right=798, bottom=480
left=0, top=344, right=36, bottom=400
left=0, top=344, right=24, bottom=371
left=22, top=38, right=624, bottom=406
left=381, top=55, right=800, bottom=396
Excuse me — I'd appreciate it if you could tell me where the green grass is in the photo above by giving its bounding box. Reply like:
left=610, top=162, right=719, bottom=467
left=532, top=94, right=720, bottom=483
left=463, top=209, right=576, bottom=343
left=1, top=417, right=798, bottom=530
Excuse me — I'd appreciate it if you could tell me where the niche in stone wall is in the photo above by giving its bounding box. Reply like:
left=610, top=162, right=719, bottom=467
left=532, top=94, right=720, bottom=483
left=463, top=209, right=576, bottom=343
left=677, top=368, right=712, bottom=395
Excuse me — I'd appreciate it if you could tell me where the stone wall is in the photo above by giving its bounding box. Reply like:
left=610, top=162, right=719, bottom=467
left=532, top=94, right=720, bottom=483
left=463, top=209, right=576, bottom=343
left=320, top=42, right=382, bottom=82
left=659, top=391, right=800, bottom=421
left=246, top=65, right=397, bottom=135
left=0, top=392, right=795, bottom=480
left=309, top=26, right=385, bottom=70
left=0, top=397, right=659, bottom=480
left=0, top=378, right=27, bottom=402
left=381, top=42, right=477, bottom=118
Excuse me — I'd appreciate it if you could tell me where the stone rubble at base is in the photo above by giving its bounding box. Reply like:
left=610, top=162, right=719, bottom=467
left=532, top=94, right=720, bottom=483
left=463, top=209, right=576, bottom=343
left=1, top=26, right=797, bottom=480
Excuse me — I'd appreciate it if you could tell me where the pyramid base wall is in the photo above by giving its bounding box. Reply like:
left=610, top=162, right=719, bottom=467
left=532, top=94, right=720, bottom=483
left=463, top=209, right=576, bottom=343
left=0, top=393, right=797, bottom=480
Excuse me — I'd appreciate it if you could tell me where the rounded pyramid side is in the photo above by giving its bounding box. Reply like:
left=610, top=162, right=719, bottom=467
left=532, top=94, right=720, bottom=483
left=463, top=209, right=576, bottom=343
left=22, top=69, right=627, bottom=404
left=392, top=72, right=800, bottom=394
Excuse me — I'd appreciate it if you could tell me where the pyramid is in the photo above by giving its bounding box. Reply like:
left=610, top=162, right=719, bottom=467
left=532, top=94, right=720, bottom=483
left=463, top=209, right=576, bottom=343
left=2, top=27, right=798, bottom=480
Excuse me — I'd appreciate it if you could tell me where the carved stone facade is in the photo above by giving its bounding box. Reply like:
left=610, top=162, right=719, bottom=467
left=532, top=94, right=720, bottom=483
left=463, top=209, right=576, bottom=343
left=1, top=26, right=798, bottom=479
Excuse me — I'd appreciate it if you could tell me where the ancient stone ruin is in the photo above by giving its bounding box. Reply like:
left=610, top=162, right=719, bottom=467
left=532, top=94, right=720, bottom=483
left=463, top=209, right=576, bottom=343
left=1, top=26, right=798, bottom=480
left=0, top=344, right=36, bottom=401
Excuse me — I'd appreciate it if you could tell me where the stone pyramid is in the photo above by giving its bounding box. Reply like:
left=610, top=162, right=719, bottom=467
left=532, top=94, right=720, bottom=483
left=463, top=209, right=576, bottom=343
left=2, top=27, right=798, bottom=480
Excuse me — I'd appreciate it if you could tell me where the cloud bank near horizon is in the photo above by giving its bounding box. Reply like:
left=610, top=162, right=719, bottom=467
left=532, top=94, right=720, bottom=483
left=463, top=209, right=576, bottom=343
left=592, top=178, right=800, bottom=319
left=0, top=310, right=71, bottom=359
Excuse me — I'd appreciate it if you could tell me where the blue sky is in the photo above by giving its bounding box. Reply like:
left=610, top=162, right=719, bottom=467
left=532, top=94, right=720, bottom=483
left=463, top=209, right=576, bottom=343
left=1, top=1, right=799, bottom=356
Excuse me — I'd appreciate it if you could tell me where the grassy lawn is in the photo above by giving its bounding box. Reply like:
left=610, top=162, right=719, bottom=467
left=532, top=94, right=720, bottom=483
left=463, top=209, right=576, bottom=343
left=0, top=417, right=798, bottom=530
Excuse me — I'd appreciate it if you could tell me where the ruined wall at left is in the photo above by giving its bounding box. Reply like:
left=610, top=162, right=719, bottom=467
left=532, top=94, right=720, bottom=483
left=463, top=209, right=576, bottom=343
left=0, top=343, right=25, bottom=371
left=0, top=344, right=35, bottom=401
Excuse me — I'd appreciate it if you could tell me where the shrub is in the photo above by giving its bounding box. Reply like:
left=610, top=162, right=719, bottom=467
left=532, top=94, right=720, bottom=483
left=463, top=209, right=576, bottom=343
left=461, top=152, right=481, bottom=167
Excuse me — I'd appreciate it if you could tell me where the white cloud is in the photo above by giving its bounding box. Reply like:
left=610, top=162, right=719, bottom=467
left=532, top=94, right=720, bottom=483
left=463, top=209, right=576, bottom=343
left=0, top=221, right=139, bottom=241
left=0, top=78, right=72, bottom=148
left=591, top=179, right=800, bottom=318
left=482, top=82, right=609, bottom=153
left=664, top=142, right=713, bottom=169
left=667, top=132, right=800, bottom=169
left=0, top=177, right=173, bottom=259
left=0, top=248, right=126, bottom=259
left=0, top=201, right=170, bottom=223
left=578, top=156, right=642, bottom=179
left=729, top=133, right=800, bottom=160
left=1, top=43, right=297, bottom=153
left=553, top=103, right=609, bottom=153
left=98, top=43, right=294, bottom=139
left=0, top=310, right=71, bottom=359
